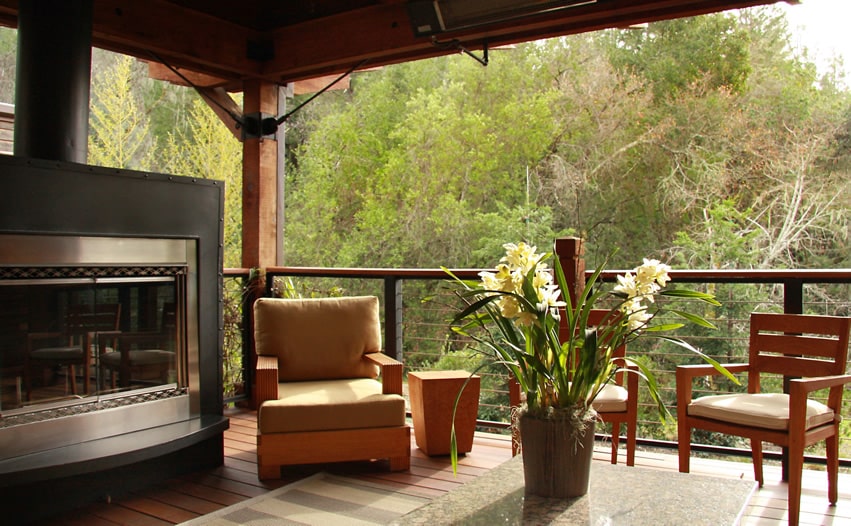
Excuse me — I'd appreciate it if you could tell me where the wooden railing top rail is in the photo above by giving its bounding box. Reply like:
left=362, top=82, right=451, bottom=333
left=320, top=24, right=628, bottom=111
left=255, top=266, right=851, bottom=283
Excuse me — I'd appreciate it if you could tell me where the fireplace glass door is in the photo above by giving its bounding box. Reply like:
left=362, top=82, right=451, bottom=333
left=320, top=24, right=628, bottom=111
left=0, top=235, right=193, bottom=416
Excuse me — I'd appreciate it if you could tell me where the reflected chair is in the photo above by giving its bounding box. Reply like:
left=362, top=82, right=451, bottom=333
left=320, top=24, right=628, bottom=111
left=510, top=309, right=639, bottom=465
left=253, top=296, right=410, bottom=480
left=676, top=312, right=851, bottom=526
left=100, top=333, right=175, bottom=389
left=26, top=303, right=121, bottom=399
left=100, top=303, right=176, bottom=389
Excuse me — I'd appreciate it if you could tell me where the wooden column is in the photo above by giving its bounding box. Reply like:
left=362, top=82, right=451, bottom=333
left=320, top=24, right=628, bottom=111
left=241, top=80, right=279, bottom=269
left=554, top=237, right=585, bottom=307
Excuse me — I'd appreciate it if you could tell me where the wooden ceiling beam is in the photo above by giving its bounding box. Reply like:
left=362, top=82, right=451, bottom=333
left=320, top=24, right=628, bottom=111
left=89, top=0, right=262, bottom=81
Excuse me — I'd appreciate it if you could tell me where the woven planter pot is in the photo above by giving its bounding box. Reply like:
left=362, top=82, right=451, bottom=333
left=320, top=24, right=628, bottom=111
left=518, top=412, right=596, bottom=499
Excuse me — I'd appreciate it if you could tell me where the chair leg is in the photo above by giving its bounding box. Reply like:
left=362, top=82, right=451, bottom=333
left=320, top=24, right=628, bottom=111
left=827, top=432, right=839, bottom=505
left=787, top=447, right=804, bottom=526
left=389, top=455, right=410, bottom=471
left=751, top=439, right=764, bottom=487
left=677, top=422, right=691, bottom=473
left=258, top=462, right=282, bottom=480
left=609, top=422, right=620, bottom=464
left=625, top=415, right=637, bottom=467
left=68, top=365, right=78, bottom=395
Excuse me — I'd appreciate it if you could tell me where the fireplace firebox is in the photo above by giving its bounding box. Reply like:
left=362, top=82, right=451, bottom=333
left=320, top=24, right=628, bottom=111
left=0, top=155, right=228, bottom=523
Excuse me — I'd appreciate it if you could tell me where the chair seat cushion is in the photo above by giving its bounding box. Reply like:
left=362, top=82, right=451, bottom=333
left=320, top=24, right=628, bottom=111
left=259, top=378, right=406, bottom=434
left=30, top=346, right=83, bottom=360
left=101, top=350, right=173, bottom=367
left=688, top=393, right=834, bottom=431
left=591, top=384, right=629, bottom=412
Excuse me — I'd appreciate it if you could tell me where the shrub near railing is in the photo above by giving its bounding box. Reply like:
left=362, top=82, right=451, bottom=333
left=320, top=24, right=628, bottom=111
left=229, top=267, right=851, bottom=462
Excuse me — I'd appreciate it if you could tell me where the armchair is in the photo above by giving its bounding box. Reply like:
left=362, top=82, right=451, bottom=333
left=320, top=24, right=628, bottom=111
left=253, top=296, right=410, bottom=480
left=677, top=312, right=851, bottom=526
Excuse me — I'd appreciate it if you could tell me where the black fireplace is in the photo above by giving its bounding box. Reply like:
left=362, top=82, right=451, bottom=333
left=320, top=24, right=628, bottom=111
left=0, top=155, right=228, bottom=523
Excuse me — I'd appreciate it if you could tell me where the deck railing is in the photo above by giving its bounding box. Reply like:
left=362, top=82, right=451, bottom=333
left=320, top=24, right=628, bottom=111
left=222, top=264, right=851, bottom=465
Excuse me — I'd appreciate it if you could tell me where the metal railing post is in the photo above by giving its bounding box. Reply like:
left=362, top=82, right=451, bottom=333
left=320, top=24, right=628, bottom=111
left=384, top=277, right=403, bottom=360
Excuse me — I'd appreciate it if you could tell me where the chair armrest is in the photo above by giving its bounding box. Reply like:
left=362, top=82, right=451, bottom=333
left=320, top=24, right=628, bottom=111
left=364, top=352, right=403, bottom=395
left=790, top=374, right=851, bottom=393
left=790, top=374, right=851, bottom=414
left=676, top=363, right=749, bottom=408
left=256, top=355, right=280, bottom=406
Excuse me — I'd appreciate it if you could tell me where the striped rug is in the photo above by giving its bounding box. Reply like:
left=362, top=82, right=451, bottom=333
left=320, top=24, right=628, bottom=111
left=177, top=472, right=431, bottom=526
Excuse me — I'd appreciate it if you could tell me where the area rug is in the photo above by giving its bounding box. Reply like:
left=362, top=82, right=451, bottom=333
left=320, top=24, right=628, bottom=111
left=177, top=472, right=431, bottom=526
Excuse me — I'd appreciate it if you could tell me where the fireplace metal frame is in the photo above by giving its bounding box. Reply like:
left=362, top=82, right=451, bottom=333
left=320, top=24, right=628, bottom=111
left=0, top=155, right=227, bottom=521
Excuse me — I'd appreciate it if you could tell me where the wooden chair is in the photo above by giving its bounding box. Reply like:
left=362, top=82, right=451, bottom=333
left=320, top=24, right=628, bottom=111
left=676, top=312, right=851, bottom=526
left=26, top=303, right=121, bottom=399
left=510, top=309, right=639, bottom=465
left=253, top=296, right=410, bottom=479
left=100, top=303, right=176, bottom=389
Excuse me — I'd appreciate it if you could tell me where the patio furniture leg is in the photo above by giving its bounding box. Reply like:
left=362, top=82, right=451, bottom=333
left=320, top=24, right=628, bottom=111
left=751, top=439, right=764, bottom=487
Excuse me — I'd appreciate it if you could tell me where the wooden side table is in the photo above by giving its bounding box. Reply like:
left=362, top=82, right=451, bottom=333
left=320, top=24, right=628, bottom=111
left=408, top=370, right=481, bottom=456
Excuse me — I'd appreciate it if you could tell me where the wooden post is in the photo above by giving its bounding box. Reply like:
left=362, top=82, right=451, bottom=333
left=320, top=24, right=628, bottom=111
left=242, top=80, right=278, bottom=408
left=554, top=237, right=585, bottom=306
left=241, top=79, right=279, bottom=269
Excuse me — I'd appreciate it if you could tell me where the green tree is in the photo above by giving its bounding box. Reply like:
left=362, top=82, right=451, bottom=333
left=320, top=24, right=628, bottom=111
left=88, top=53, right=156, bottom=169
left=162, top=97, right=243, bottom=267
left=0, top=27, right=15, bottom=103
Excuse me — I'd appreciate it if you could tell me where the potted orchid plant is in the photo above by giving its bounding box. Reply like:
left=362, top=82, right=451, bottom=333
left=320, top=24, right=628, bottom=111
left=444, top=241, right=735, bottom=497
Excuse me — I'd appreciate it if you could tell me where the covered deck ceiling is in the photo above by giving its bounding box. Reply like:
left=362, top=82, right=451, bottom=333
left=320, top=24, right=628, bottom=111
left=0, top=0, right=788, bottom=89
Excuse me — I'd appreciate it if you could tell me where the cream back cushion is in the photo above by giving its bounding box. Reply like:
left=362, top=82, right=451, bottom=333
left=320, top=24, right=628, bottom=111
left=254, top=296, right=382, bottom=381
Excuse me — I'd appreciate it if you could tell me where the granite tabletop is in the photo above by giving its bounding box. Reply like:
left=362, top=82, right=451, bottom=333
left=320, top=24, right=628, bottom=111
left=393, top=454, right=756, bottom=525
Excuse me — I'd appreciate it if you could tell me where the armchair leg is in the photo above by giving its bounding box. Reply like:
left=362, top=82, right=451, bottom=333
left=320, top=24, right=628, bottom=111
left=787, top=450, right=803, bottom=526
left=258, top=462, right=282, bottom=480
left=389, top=455, right=410, bottom=471
left=609, top=423, right=620, bottom=464
left=625, top=418, right=637, bottom=467
left=677, top=423, right=691, bottom=473
left=826, top=432, right=839, bottom=505
left=750, top=439, right=764, bottom=487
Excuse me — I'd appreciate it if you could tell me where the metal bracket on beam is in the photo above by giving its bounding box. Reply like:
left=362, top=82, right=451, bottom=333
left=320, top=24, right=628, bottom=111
left=241, top=112, right=278, bottom=140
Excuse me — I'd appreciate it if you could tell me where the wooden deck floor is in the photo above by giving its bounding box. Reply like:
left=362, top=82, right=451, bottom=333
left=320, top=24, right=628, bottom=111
left=31, top=407, right=851, bottom=525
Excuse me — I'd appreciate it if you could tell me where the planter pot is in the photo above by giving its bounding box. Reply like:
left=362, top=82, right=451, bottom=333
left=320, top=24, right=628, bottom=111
left=408, top=370, right=480, bottom=456
left=518, top=411, right=596, bottom=498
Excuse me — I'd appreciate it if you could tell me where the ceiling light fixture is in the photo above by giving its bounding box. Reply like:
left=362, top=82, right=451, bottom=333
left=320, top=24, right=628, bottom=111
left=408, top=0, right=598, bottom=38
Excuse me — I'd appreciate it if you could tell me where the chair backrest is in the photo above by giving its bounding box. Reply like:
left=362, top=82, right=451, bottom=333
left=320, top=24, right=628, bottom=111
left=748, top=312, right=851, bottom=390
left=254, top=296, right=383, bottom=382
left=66, top=303, right=121, bottom=336
left=558, top=308, right=628, bottom=384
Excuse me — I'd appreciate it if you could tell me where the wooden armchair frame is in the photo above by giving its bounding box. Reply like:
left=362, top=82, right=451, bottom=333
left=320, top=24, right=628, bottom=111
left=677, top=312, right=851, bottom=526
left=256, top=351, right=410, bottom=479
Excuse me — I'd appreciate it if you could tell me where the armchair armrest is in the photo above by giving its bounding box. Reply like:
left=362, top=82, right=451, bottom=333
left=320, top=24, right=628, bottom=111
left=364, top=352, right=403, bottom=395
left=256, top=354, right=280, bottom=407
left=790, top=374, right=851, bottom=416
left=676, top=363, right=749, bottom=408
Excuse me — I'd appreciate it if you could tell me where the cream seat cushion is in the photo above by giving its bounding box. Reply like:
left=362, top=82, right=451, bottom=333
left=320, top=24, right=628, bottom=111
left=591, top=384, right=629, bottom=412
left=259, top=378, right=406, bottom=434
left=519, top=383, right=629, bottom=412
left=688, top=393, right=834, bottom=431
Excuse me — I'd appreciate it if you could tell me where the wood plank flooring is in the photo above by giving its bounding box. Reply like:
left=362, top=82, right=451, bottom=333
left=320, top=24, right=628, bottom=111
left=29, top=407, right=851, bottom=525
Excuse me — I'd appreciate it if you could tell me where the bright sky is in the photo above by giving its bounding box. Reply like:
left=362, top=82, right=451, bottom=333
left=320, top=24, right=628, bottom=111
left=778, top=0, right=851, bottom=78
